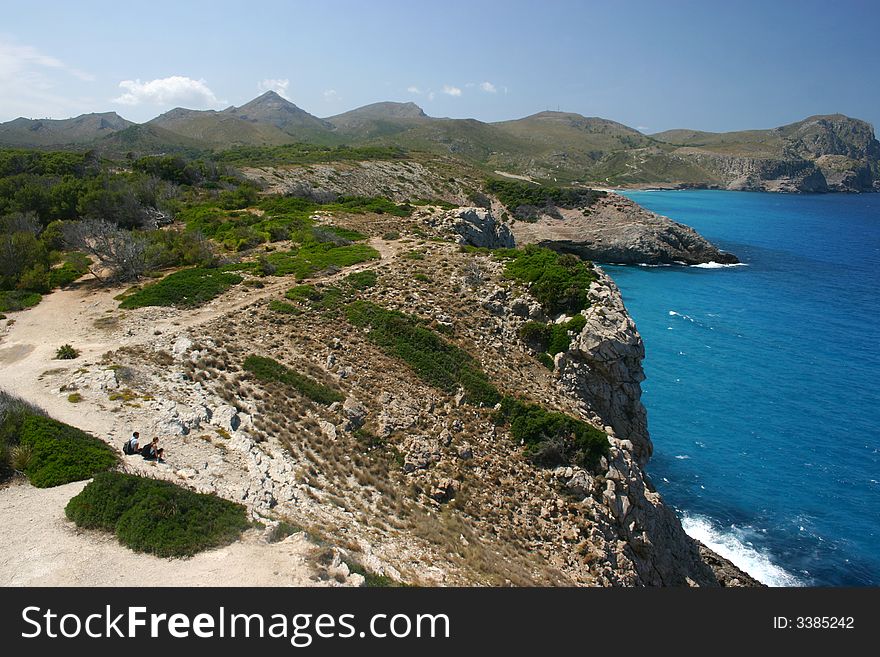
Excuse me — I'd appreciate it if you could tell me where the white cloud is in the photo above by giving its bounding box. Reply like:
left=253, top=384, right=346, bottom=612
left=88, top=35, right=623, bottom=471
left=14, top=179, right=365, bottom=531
left=407, top=85, right=421, bottom=94
left=323, top=89, right=340, bottom=102
left=427, top=91, right=436, bottom=101
left=0, top=40, right=96, bottom=120
left=442, top=85, right=462, bottom=97
left=479, top=81, right=497, bottom=93
left=112, top=76, right=224, bottom=108
left=258, top=78, right=290, bottom=99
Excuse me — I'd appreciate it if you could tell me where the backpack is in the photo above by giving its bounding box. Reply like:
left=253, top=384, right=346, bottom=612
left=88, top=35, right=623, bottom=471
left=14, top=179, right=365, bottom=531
left=122, top=441, right=132, bottom=455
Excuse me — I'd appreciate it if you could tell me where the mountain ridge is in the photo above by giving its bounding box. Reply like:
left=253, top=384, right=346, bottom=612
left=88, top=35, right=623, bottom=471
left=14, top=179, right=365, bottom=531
left=1, top=95, right=876, bottom=191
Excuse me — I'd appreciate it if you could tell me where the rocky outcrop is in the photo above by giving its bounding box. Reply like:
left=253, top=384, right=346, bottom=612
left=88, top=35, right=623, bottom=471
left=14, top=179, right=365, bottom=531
left=557, top=271, right=649, bottom=464
left=548, top=267, right=743, bottom=585
left=425, top=207, right=515, bottom=248
left=510, top=194, right=738, bottom=265
left=657, top=114, right=880, bottom=193
left=682, top=152, right=830, bottom=193
left=241, top=160, right=468, bottom=203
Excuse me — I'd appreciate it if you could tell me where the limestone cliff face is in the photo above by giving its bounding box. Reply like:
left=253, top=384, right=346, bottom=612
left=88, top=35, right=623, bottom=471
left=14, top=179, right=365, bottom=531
left=510, top=194, right=739, bottom=265
left=551, top=267, right=759, bottom=585
left=660, top=114, right=880, bottom=193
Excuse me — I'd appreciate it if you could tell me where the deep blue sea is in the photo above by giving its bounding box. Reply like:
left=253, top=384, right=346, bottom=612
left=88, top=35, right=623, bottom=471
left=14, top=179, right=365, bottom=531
left=606, top=190, right=880, bottom=586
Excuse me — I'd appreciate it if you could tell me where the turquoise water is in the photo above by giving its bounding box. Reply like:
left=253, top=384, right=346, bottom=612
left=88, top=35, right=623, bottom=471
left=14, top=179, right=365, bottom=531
left=607, top=190, right=880, bottom=586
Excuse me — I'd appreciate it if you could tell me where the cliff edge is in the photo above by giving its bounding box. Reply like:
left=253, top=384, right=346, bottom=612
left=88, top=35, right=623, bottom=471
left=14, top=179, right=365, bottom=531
left=510, top=193, right=739, bottom=265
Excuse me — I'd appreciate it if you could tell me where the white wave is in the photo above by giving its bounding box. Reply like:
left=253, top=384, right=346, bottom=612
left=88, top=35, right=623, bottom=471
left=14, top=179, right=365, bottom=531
left=681, top=513, right=805, bottom=587
left=691, top=261, right=749, bottom=269
left=668, top=310, right=696, bottom=322
left=674, top=454, right=691, bottom=460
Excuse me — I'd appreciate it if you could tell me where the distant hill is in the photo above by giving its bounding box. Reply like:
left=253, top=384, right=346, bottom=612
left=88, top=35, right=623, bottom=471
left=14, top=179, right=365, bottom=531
left=1, top=95, right=876, bottom=191
left=0, top=112, right=132, bottom=148
left=94, top=124, right=210, bottom=158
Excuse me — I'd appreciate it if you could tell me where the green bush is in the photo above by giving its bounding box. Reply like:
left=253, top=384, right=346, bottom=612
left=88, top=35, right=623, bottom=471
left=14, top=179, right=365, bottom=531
left=54, top=344, right=80, bottom=359
left=496, top=246, right=596, bottom=315
left=518, top=321, right=551, bottom=350
left=17, top=414, right=117, bottom=487
left=243, top=355, right=343, bottom=405
left=495, top=397, right=608, bottom=469
left=285, top=284, right=346, bottom=311
left=264, top=243, right=379, bottom=279
left=346, top=300, right=500, bottom=406
left=47, top=252, right=91, bottom=288
left=268, top=300, right=300, bottom=315
left=485, top=179, right=605, bottom=218
left=343, top=270, right=377, bottom=290
left=118, top=268, right=242, bottom=309
left=0, top=290, right=41, bottom=312
left=537, top=352, right=555, bottom=370
left=65, top=472, right=249, bottom=557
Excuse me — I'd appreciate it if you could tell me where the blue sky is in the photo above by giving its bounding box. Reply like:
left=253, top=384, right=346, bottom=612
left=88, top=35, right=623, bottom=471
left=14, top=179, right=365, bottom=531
left=1, top=0, right=878, bottom=133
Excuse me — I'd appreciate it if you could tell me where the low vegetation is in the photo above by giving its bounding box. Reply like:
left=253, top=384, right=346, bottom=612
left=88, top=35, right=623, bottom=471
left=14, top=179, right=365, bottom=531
left=214, top=143, right=407, bottom=167
left=118, top=267, right=243, bottom=309
left=0, top=391, right=117, bottom=486
left=54, top=344, right=80, bottom=360
left=346, top=300, right=500, bottom=405
left=65, top=471, right=250, bottom=557
left=495, top=397, right=609, bottom=469
left=0, top=290, right=41, bottom=312
left=243, top=354, right=344, bottom=405
left=519, top=314, right=587, bottom=357
left=496, top=245, right=597, bottom=315
left=485, top=179, right=606, bottom=221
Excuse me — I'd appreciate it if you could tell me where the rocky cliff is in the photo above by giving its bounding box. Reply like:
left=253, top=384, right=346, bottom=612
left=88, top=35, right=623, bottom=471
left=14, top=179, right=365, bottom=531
left=657, top=115, right=880, bottom=193
left=509, top=193, right=739, bottom=265
left=14, top=209, right=756, bottom=586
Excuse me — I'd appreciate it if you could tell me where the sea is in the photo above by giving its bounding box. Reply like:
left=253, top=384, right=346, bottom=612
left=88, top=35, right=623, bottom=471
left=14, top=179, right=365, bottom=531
left=603, top=189, right=880, bottom=586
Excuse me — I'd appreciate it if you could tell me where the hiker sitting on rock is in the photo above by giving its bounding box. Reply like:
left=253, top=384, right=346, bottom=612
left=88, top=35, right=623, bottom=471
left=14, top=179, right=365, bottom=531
left=141, top=437, right=166, bottom=463
left=123, top=431, right=140, bottom=455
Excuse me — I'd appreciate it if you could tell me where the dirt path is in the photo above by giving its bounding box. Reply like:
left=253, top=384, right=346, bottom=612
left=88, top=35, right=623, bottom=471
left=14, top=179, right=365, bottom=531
left=0, top=480, right=328, bottom=586
left=0, top=239, right=403, bottom=586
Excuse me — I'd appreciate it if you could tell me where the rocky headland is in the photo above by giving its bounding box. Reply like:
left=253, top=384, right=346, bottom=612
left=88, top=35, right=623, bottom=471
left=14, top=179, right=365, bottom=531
left=509, top=193, right=739, bottom=265
left=0, top=197, right=758, bottom=587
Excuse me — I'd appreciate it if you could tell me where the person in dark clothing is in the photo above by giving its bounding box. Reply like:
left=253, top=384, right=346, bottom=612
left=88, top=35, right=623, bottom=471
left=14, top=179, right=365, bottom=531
left=141, top=437, right=165, bottom=462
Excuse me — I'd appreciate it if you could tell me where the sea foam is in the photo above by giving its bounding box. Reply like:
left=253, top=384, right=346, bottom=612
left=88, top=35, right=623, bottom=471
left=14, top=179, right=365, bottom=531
left=681, top=513, right=805, bottom=587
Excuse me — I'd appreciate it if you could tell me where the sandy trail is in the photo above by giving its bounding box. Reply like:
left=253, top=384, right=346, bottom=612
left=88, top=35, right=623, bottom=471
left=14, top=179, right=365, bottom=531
left=0, top=238, right=401, bottom=586
left=0, top=480, right=324, bottom=586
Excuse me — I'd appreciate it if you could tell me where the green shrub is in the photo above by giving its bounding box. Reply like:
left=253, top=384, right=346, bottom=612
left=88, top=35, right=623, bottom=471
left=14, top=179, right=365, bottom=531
left=54, top=344, right=80, bottom=359
left=0, top=290, right=41, bottom=312
left=267, top=521, right=304, bottom=543
left=413, top=273, right=431, bottom=283
left=67, top=392, right=83, bottom=403
left=47, top=252, right=91, bottom=288
left=495, top=397, right=608, bottom=469
left=259, top=244, right=379, bottom=279
left=518, top=321, right=551, bottom=350
left=485, top=179, right=605, bottom=218
left=346, top=301, right=500, bottom=406
left=547, top=314, right=587, bottom=355
left=322, top=225, right=367, bottom=242
left=118, top=268, right=242, bottom=309
left=268, top=300, right=300, bottom=315
left=382, top=231, right=400, bottom=240
left=345, top=560, right=404, bottom=587
left=537, top=352, right=555, bottom=370
left=285, top=284, right=345, bottom=311
left=343, top=270, right=377, bottom=290
left=17, top=414, right=117, bottom=487
left=496, top=246, right=596, bottom=315
left=243, top=355, right=343, bottom=405
left=65, top=472, right=250, bottom=557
